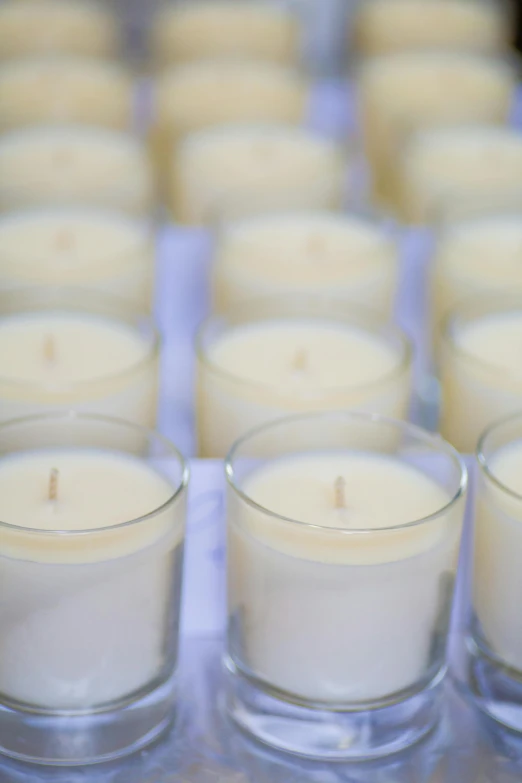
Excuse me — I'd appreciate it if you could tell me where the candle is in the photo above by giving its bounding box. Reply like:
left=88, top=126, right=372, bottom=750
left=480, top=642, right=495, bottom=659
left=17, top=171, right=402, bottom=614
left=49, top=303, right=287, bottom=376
left=171, top=125, right=347, bottom=225
left=0, top=56, right=134, bottom=131
left=196, top=300, right=411, bottom=457
left=0, top=0, right=119, bottom=60
left=0, top=125, right=155, bottom=215
left=0, top=288, right=159, bottom=427
left=0, top=207, right=154, bottom=309
left=152, top=0, right=300, bottom=66
left=358, top=52, right=516, bottom=207
left=213, top=210, right=398, bottom=315
left=355, top=0, right=510, bottom=56
left=226, top=412, right=466, bottom=759
left=440, top=295, right=522, bottom=453
left=0, top=412, right=187, bottom=764
left=153, top=60, right=308, bottom=166
left=400, top=125, right=522, bottom=223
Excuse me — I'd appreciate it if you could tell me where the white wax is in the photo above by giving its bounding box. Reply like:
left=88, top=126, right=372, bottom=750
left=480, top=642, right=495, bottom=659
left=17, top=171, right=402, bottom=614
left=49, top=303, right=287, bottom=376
left=213, top=212, right=398, bottom=315
left=152, top=0, right=299, bottom=65
left=229, top=452, right=460, bottom=702
left=441, top=310, right=522, bottom=452
left=0, top=0, right=118, bottom=59
left=197, top=319, right=410, bottom=457
left=0, top=312, right=158, bottom=426
left=358, top=52, right=515, bottom=205
left=0, top=448, right=183, bottom=708
left=0, top=208, right=154, bottom=309
left=356, top=0, right=509, bottom=55
left=475, top=440, right=522, bottom=672
left=0, top=125, right=154, bottom=215
left=172, top=125, right=346, bottom=224
left=401, top=126, right=522, bottom=223
left=0, top=56, right=134, bottom=131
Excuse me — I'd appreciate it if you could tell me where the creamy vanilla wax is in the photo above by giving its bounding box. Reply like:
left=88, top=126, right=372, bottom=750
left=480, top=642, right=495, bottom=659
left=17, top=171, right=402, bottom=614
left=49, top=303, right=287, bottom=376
left=358, top=51, right=516, bottom=207
left=355, top=0, right=510, bottom=56
left=0, top=0, right=119, bottom=60
left=152, top=0, right=300, bottom=65
left=0, top=208, right=154, bottom=309
left=401, top=126, right=522, bottom=223
left=0, top=56, right=134, bottom=131
left=172, top=125, right=347, bottom=225
left=213, top=211, right=399, bottom=315
left=0, top=125, right=154, bottom=215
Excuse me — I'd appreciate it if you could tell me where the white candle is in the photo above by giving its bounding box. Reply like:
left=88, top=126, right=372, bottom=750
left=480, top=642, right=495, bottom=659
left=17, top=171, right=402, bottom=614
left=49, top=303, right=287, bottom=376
left=355, top=0, right=510, bottom=56
left=172, top=125, right=347, bottom=225
left=0, top=301, right=159, bottom=426
left=358, top=52, right=515, bottom=207
left=228, top=450, right=463, bottom=702
left=0, top=56, right=134, bottom=131
left=153, top=60, right=308, bottom=164
left=197, top=310, right=411, bottom=457
left=152, top=0, right=300, bottom=66
left=0, top=446, right=184, bottom=709
left=400, top=125, right=522, bottom=223
left=213, top=211, right=399, bottom=316
left=0, top=125, right=155, bottom=215
left=0, top=207, right=154, bottom=310
left=440, top=302, right=522, bottom=453
left=0, top=0, right=119, bottom=60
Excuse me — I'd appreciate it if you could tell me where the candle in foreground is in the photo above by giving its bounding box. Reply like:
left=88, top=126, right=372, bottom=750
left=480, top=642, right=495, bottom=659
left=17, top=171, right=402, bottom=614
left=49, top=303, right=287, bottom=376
left=440, top=295, right=522, bottom=453
left=0, top=56, right=134, bottom=131
left=0, top=125, right=154, bottom=215
left=0, top=288, right=159, bottom=427
left=355, top=0, right=510, bottom=56
left=213, top=211, right=399, bottom=315
left=196, top=300, right=411, bottom=457
left=0, top=0, right=119, bottom=60
left=358, top=51, right=515, bottom=206
left=226, top=412, right=466, bottom=759
left=0, top=413, right=187, bottom=764
left=0, top=207, right=154, bottom=309
left=400, top=125, right=522, bottom=223
left=152, top=0, right=299, bottom=65
left=172, top=125, right=347, bottom=224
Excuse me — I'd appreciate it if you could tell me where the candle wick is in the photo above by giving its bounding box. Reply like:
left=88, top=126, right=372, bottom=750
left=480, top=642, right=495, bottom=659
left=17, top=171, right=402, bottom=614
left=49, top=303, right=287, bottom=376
left=306, top=235, right=325, bottom=256
left=44, top=335, right=56, bottom=363
left=55, top=230, right=74, bottom=252
left=293, top=349, right=308, bottom=372
left=334, top=476, right=346, bottom=510
left=48, top=468, right=59, bottom=503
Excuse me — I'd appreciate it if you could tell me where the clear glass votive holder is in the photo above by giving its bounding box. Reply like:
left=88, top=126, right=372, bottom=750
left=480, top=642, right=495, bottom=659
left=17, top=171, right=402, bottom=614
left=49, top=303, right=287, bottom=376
left=224, top=411, right=467, bottom=760
left=0, top=286, right=160, bottom=427
left=0, top=411, right=188, bottom=765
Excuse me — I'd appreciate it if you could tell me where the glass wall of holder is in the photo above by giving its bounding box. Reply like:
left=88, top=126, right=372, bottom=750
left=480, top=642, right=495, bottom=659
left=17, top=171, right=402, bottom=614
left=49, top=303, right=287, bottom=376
left=0, top=411, right=188, bottom=765
left=0, top=286, right=160, bottom=427
left=224, top=411, right=467, bottom=760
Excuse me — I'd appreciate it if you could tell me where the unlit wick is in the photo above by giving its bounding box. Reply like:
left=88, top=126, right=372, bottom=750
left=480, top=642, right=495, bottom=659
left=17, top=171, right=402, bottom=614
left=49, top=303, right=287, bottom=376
left=334, top=476, right=346, bottom=509
left=293, top=349, right=308, bottom=372
left=306, top=235, right=325, bottom=255
left=48, top=468, right=59, bottom=502
left=55, top=230, right=74, bottom=252
left=44, top=335, right=56, bottom=363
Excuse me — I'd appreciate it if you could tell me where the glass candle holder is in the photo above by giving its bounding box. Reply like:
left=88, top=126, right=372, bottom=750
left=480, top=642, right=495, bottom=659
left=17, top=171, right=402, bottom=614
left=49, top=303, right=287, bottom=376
left=0, top=0, right=121, bottom=60
left=0, top=56, right=135, bottom=133
left=357, top=50, right=517, bottom=208
left=0, top=124, right=155, bottom=216
left=170, top=124, right=348, bottom=225
left=225, top=410, right=467, bottom=760
left=439, top=293, right=522, bottom=454
left=196, top=296, right=412, bottom=458
left=212, top=208, right=399, bottom=316
left=0, top=286, right=160, bottom=427
left=0, top=411, right=188, bottom=765
left=0, top=206, right=155, bottom=311
left=354, top=0, right=512, bottom=56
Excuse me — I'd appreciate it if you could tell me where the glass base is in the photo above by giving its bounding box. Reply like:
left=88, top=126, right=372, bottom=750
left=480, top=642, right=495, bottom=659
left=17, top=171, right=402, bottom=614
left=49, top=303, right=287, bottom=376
left=225, top=663, right=444, bottom=761
left=0, top=676, right=177, bottom=766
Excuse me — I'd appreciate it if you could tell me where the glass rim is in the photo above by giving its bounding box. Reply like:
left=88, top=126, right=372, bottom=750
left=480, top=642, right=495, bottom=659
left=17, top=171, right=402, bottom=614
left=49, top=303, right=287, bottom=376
left=0, top=410, right=189, bottom=537
left=225, top=410, right=467, bottom=534
left=0, top=285, right=160, bottom=393
left=195, top=297, right=412, bottom=399
left=477, top=410, right=522, bottom=501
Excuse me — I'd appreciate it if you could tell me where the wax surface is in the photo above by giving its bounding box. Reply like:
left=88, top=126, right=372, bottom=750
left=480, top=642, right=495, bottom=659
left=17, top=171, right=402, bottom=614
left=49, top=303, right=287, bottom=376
left=453, top=311, right=522, bottom=376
